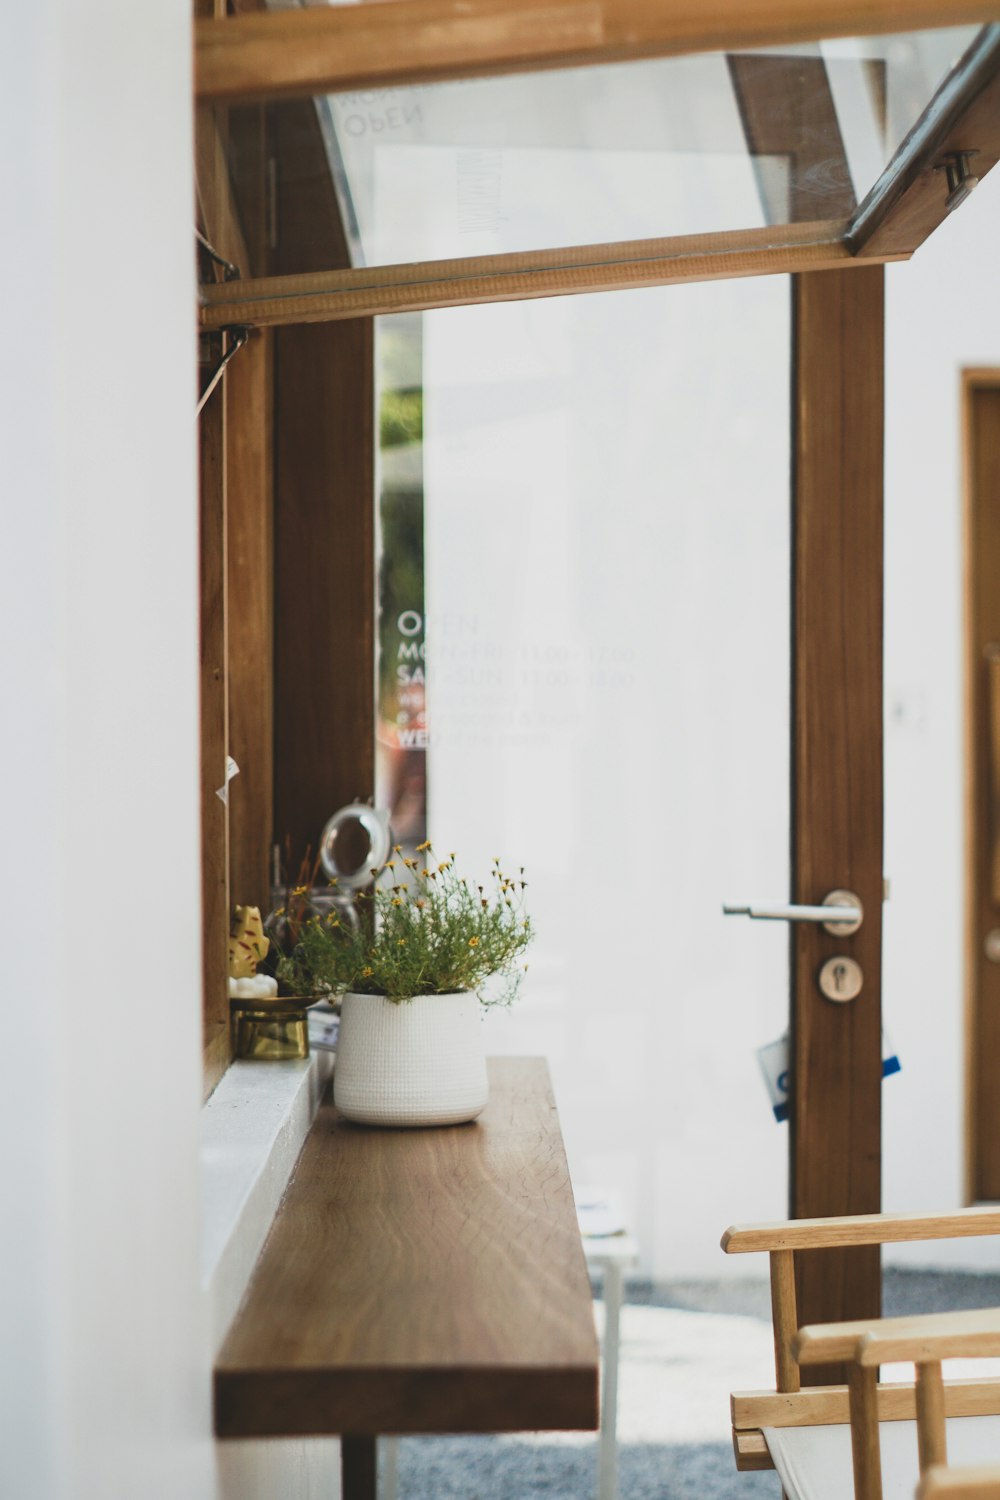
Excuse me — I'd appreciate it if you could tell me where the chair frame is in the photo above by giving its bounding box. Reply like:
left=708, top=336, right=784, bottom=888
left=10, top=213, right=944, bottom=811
left=722, top=1207, right=1000, bottom=1493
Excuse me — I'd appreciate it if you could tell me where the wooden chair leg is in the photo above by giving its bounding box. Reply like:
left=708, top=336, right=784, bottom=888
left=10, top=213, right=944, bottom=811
left=916, top=1362, right=948, bottom=1473
left=849, top=1364, right=883, bottom=1500
left=770, top=1249, right=801, bottom=1393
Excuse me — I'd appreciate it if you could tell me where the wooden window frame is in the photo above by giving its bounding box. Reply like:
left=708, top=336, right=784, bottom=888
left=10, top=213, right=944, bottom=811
left=194, top=0, right=1000, bottom=105
left=193, top=13, right=1000, bottom=329
left=197, top=81, right=376, bottom=1094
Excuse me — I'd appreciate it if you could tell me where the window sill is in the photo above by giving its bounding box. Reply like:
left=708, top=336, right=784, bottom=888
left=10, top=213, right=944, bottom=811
left=201, top=1050, right=335, bottom=1352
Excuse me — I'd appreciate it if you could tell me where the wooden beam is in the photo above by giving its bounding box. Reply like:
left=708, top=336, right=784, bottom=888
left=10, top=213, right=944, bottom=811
left=964, top=372, right=1000, bottom=1201
left=194, top=0, right=1000, bottom=105
left=199, top=223, right=908, bottom=330
left=269, top=84, right=375, bottom=875
left=728, top=54, right=857, bottom=223
left=272, top=319, right=375, bottom=871
left=226, top=327, right=273, bottom=915
left=194, top=0, right=250, bottom=272
left=790, top=265, right=885, bottom=1377
left=199, top=359, right=231, bottom=1099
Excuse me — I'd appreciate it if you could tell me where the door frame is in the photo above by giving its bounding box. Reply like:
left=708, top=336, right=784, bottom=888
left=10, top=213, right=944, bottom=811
left=791, top=266, right=885, bottom=1353
left=963, top=366, right=1000, bottom=1203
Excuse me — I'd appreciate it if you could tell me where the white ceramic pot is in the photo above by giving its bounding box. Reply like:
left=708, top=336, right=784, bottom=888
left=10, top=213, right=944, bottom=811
left=333, top=990, right=489, bottom=1127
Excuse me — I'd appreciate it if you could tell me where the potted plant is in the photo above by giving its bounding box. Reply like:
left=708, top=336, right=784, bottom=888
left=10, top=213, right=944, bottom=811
left=277, top=843, right=533, bottom=1126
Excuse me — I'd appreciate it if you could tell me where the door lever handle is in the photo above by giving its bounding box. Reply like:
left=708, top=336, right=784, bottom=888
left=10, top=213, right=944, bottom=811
left=722, top=889, right=863, bottom=935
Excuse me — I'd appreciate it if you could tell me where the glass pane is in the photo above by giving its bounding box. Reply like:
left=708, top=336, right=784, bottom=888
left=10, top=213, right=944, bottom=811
left=224, top=21, right=983, bottom=276
left=375, top=276, right=792, bottom=1277
left=376, top=314, right=428, bottom=845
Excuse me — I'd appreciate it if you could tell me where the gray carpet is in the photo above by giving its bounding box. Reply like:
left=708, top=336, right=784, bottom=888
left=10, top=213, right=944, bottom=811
left=385, top=1271, right=1000, bottom=1500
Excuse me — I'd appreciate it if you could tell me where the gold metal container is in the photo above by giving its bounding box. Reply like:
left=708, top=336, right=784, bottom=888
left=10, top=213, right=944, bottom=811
left=230, top=995, right=313, bottom=1061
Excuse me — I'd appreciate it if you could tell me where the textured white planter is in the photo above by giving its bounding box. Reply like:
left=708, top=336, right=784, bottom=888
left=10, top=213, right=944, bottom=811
left=333, top=990, right=489, bottom=1127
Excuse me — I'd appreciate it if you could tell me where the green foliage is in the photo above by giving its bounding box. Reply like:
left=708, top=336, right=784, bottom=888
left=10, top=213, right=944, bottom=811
left=379, top=388, right=423, bottom=449
left=377, top=487, right=424, bottom=703
left=278, top=846, right=533, bottom=1007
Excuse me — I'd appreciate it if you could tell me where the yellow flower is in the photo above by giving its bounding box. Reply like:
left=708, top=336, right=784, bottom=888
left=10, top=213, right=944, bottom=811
left=385, top=860, right=396, bottom=870
left=393, top=844, right=402, bottom=853
left=468, top=937, right=480, bottom=948
left=292, top=885, right=308, bottom=897
left=391, top=898, right=403, bottom=907
left=416, top=840, right=432, bottom=852
left=398, top=938, right=407, bottom=946
left=361, top=966, right=374, bottom=978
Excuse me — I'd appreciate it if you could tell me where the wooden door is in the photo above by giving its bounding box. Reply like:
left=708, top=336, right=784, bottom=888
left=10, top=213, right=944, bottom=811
left=791, top=266, right=885, bottom=1354
left=965, top=370, right=1000, bottom=1202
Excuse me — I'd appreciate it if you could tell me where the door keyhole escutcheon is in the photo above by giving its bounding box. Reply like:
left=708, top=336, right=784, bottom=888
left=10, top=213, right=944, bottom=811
left=818, top=955, right=863, bottom=1003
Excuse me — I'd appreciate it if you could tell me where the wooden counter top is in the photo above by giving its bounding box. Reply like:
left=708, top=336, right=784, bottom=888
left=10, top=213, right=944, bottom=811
left=215, top=1057, right=600, bottom=1438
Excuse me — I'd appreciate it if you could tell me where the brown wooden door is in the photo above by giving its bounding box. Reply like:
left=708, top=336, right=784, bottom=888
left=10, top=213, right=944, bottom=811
left=965, top=370, right=1000, bottom=1203
left=790, top=266, right=885, bottom=1352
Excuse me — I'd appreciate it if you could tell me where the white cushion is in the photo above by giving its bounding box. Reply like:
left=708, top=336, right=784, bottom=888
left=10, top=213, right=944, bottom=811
left=764, top=1416, right=1000, bottom=1500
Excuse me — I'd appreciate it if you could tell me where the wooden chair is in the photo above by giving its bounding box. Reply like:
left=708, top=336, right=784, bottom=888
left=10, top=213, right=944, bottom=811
left=721, top=1208, right=1000, bottom=1500
left=918, top=1465, right=1000, bottom=1499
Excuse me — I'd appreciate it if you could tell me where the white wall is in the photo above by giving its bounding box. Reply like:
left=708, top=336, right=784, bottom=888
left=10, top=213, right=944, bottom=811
left=424, top=179, right=1000, bottom=1281
left=0, top=5, right=338, bottom=1496
left=882, top=171, right=1000, bottom=1269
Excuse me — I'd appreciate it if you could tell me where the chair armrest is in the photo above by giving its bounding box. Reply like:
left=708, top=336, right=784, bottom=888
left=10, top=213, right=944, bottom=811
left=721, top=1207, right=1000, bottom=1255
left=919, top=1464, right=1000, bottom=1500
left=794, top=1308, right=1000, bottom=1367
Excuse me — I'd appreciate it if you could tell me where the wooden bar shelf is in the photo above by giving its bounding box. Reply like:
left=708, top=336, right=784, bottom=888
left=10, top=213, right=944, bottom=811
left=215, top=1057, right=600, bottom=1439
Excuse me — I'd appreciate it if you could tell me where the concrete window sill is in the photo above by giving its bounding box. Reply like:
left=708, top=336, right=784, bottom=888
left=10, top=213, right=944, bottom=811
left=201, top=1051, right=335, bottom=1351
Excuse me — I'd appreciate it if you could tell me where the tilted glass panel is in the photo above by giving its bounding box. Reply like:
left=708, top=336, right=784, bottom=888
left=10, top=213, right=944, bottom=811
left=211, top=20, right=982, bottom=277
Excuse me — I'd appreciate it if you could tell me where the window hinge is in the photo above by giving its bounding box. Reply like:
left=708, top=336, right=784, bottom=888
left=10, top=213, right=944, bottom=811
left=197, top=327, right=250, bottom=420
left=196, top=227, right=242, bottom=285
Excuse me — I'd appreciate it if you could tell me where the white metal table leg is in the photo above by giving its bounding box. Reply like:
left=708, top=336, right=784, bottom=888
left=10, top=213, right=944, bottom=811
left=597, top=1259, right=624, bottom=1500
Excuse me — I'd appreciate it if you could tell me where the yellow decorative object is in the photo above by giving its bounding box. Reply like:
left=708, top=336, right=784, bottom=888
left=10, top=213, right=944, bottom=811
left=228, top=905, right=269, bottom=979
left=231, top=996, right=310, bottom=1061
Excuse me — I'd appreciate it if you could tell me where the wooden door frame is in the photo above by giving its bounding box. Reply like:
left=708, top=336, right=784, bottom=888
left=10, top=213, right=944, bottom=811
left=791, top=266, right=885, bottom=1351
left=963, top=367, right=1000, bottom=1204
